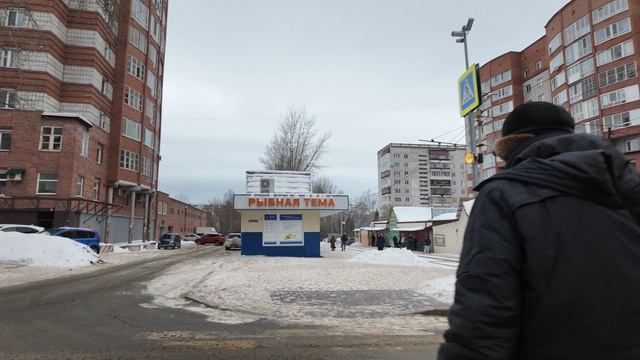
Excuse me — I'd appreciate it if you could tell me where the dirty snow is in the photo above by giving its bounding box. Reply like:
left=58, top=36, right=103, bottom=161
left=0, top=232, right=100, bottom=267
left=144, top=244, right=457, bottom=334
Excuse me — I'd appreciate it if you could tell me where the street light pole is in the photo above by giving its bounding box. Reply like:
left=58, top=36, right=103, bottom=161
left=452, top=18, right=480, bottom=187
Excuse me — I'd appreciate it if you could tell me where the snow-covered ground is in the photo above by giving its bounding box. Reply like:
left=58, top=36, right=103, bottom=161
left=0, top=232, right=100, bottom=267
left=0, top=233, right=179, bottom=288
left=144, top=243, right=457, bottom=335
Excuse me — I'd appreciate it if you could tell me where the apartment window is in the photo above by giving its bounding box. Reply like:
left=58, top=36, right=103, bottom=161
left=495, top=85, right=512, bottom=100
left=601, top=85, right=640, bottom=108
left=491, top=70, right=511, bottom=87
left=565, top=36, right=592, bottom=65
left=524, top=84, right=532, bottom=94
left=80, top=132, right=89, bottom=157
left=0, top=130, right=11, bottom=151
left=142, top=157, right=151, bottom=176
left=131, top=0, right=149, bottom=29
left=563, top=15, right=590, bottom=45
left=523, top=68, right=530, bottom=78
left=599, top=62, right=637, bottom=88
left=145, top=98, right=155, bottom=121
left=481, top=80, right=491, bottom=94
left=483, top=122, right=494, bottom=135
left=92, top=178, right=100, bottom=200
left=149, top=45, right=158, bottom=68
left=98, top=113, right=111, bottom=133
left=567, top=57, right=595, bottom=84
left=594, top=17, right=631, bottom=45
left=0, top=89, right=17, bottom=109
left=571, top=98, right=600, bottom=121
left=603, top=110, right=634, bottom=128
left=593, top=0, right=629, bottom=25
left=492, top=101, right=513, bottom=117
left=75, top=176, right=84, bottom=197
left=124, top=87, right=143, bottom=111
left=144, top=128, right=154, bottom=148
left=0, top=48, right=20, bottom=68
left=404, top=171, right=409, bottom=176
left=576, top=119, right=601, bottom=136
left=548, top=32, right=563, bottom=54
left=6, top=9, right=27, bottom=27
left=96, top=144, right=104, bottom=164
left=549, top=52, right=564, bottom=72
left=127, top=55, right=145, bottom=81
left=535, top=60, right=543, bottom=71
left=120, top=149, right=139, bottom=171
left=39, top=126, right=63, bottom=151
left=553, top=90, right=569, bottom=106
left=596, top=40, right=634, bottom=66
left=569, top=76, right=596, bottom=104
left=434, top=234, right=445, bottom=246
left=36, top=173, right=58, bottom=194
left=551, top=72, right=566, bottom=91
left=394, top=188, right=400, bottom=194
left=101, top=77, right=113, bottom=99
left=147, top=71, right=157, bottom=97
left=129, top=26, right=147, bottom=53
left=394, top=180, right=400, bottom=185
left=122, top=118, right=141, bottom=141
left=150, top=16, right=160, bottom=42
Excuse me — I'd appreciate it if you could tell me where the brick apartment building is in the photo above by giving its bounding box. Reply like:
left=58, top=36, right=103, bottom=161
left=377, top=143, right=468, bottom=210
left=155, top=192, right=207, bottom=237
left=0, top=0, right=169, bottom=242
left=470, top=0, right=640, bottom=183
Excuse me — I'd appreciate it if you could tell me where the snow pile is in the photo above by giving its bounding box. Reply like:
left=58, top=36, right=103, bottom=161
left=0, top=232, right=100, bottom=267
left=350, top=248, right=434, bottom=267
left=427, top=275, right=456, bottom=304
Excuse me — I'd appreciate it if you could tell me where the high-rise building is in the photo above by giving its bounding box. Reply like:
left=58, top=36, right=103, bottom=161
left=377, top=143, right=468, bottom=210
left=469, top=0, right=640, bottom=184
left=0, top=0, right=168, bottom=242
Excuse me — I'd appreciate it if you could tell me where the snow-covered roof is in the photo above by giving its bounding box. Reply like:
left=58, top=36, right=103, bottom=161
left=359, top=226, right=386, bottom=231
left=463, top=199, right=475, bottom=215
left=393, top=207, right=433, bottom=223
left=432, top=212, right=458, bottom=221
left=390, top=226, right=425, bottom=232
left=246, top=170, right=312, bottom=194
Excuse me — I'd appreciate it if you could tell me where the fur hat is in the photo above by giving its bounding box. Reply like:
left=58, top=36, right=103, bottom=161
left=502, top=101, right=575, bottom=137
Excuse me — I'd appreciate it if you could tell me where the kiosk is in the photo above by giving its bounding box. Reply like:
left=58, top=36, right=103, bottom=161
left=233, top=171, right=348, bottom=257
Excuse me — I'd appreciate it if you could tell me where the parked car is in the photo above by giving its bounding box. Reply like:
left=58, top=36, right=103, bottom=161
left=0, top=224, right=46, bottom=234
left=224, top=233, right=241, bottom=250
left=195, top=233, right=225, bottom=246
left=48, top=227, right=101, bottom=253
left=158, top=233, right=181, bottom=250
left=183, top=233, right=200, bottom=242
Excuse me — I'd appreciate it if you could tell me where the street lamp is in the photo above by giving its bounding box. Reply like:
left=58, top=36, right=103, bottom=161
left=451, top=18, right=480, bottom=187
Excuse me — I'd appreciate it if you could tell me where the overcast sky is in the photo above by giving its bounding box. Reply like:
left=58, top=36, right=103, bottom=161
left=159, top=0, right=569, bottom=204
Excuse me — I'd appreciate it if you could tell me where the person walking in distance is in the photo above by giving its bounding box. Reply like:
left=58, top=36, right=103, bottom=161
left=340, top=233, right=348, bottom=252
left=375, top=233, right=385, bottom=251
left=439, top=102, right=640, bottom=360
left=423, top=236, right=431, bottom=254
left=329, top=235, right=336, bottom=251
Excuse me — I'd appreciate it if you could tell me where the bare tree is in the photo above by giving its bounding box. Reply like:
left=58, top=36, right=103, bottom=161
left=207, top=190, right=241, bottom=234
left=260, top=107, right=331, bottom=172
left=312, top=176, right=337, bottom=194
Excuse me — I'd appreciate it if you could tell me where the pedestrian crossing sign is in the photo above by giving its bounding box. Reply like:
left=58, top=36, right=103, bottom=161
left=458, top=63, right=482, bottom=117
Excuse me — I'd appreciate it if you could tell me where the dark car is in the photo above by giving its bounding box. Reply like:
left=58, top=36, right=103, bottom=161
left=158, top=233, right=181, bottom=249
left=195, top=233, right=225, bottom=246
left=48, top=227, right=101, bottom=254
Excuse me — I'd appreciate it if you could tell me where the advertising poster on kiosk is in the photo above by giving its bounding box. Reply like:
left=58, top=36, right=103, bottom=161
left=263, top=214, right=304, bottom=247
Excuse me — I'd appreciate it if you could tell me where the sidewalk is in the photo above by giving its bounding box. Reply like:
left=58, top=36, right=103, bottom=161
left=144, top=243, right=457, bottom=335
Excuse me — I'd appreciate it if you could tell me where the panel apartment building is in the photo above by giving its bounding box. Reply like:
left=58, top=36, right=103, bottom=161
left=470, top=0, right=640, bottom=183
left=377, top=143, right=468, bottom=209
left=0, top=0, right=168, bottom=242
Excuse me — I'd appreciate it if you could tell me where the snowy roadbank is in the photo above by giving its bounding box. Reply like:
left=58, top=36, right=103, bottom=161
left=145, top=244, right=457, bottom=335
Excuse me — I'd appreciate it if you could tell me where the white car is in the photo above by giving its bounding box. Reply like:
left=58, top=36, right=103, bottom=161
left=183, top=233, right=201, bottom=242
left=224, top=233, right=241, bottom=250
left=0, top=224, right=46, bottom=234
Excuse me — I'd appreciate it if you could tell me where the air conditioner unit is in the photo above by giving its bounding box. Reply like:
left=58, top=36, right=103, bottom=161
left=260, top=178, right=274, bottom=193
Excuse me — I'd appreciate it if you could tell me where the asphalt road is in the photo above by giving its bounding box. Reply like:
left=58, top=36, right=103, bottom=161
left=0, top=246, right=443, bottom=359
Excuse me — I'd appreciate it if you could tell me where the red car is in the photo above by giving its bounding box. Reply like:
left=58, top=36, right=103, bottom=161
left=195, top=233, right=225, bottom=246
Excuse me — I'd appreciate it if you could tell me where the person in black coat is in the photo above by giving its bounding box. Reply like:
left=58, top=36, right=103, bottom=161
left=340, top=233, right=348, bottom=251
left=329, top=235, right=336, bottom=251
left=375, top=233, right=385, bottom=251
left=439, top=102, right=640, bottom=360
left=392, top=235, right=398, bottom=248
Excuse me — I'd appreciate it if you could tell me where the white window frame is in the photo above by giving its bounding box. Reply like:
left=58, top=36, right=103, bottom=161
left=565, top=36, right=592, bottom=65
left=129, top=26, right=147, bottom=53
left=80, top=132, right=89, bottom=157
left=120, top=149, right=139, bottom=171
left=596, top=40, right=635, bottom=66
left=592, top=0, right=629, bottom=25
left=122, top=118, right=141, bottom=141
left=567, top=57, right=595, bottom=84
left=594, top=17, right=631, bottom=45
left=96, top=143, right=103, bottom=164
left=126, top=55, right=145, bottom=81
left=39, top=126, right=63, bottom=151
left=0, top=48, right=20, bottom=68
left=553, top=90, right=568, bottom=106
left=124, top=87, right=143, bottom=111
left=6, top=9, right=27, bottom=27
left=92, top=178, right=100, bottom=200
left=144, top=128, right=154, bottom=148
left=131, top=0, right=149, bottom=29
left=0, top=130, right=11, bottom=151
left=0, top=89, right=17, bottom=109
left=75, top=175, right=84, bottom=197
left=601, top=85, right=640, bottom=108
left=36, top=172, right=58, bottom=195
left=548, top=32, right=563, bottom=54
left=564, top=14, right=591, bottom=45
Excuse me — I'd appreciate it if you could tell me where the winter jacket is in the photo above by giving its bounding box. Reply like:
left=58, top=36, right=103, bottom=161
left=439, top=133, right=640, bottom=360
